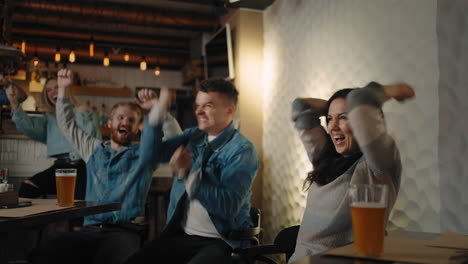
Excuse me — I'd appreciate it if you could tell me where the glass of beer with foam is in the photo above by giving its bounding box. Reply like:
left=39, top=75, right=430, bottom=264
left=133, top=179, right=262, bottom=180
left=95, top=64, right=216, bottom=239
left=349, top=184, right=388, bottom=257
left=55, top=168, right=77, bottom=207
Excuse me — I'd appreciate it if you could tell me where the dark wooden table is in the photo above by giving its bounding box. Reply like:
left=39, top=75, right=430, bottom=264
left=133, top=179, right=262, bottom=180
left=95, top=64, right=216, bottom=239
left=0, top=200, right=121, bottom=232
left=0, top=199, right=121, bottom=262
left=292, top=231, right=441, bottom=264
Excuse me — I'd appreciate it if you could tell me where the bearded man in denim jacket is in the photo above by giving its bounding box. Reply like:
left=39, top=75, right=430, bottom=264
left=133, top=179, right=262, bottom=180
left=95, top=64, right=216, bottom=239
left=126, top=79, right=259, bottom=264
left=31, top=69, right=181, bottom=264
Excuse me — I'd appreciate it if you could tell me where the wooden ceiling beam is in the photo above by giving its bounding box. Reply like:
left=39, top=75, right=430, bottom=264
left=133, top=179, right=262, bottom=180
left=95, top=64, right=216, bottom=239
left=23, top=45, right=186, bottom=70
left=12, top=22, right=191, bottom=43
left=12, top=27, right=190, bottom=53
left=13, top=1, right=220, bottom=32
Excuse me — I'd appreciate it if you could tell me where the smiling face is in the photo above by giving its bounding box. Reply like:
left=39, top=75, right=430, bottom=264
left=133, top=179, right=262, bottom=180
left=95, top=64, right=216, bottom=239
left=44, top=79, right=59, bottom=106
left=194, top=91, right=235, bottom=136
left=107, top=104, right=141, bottom=146
left=326, top=97, right=359, bottom=157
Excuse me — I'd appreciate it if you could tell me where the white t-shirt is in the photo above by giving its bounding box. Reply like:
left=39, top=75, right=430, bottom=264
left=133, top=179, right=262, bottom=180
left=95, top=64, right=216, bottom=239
left=181, top=135, right=221, bottom=238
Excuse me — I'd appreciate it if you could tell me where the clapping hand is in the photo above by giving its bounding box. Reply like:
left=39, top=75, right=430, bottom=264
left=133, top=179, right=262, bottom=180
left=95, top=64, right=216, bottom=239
left=169, top=146, right=192, bottom=180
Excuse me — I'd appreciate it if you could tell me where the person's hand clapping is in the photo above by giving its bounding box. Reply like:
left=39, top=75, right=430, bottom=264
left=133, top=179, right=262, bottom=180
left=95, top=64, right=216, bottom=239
left=169, top=146, right=192, bottom=180
left=57, top=69, right=73, bottom=98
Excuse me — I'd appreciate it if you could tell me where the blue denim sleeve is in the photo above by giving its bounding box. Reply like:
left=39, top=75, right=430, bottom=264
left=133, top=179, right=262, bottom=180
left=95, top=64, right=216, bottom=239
left=195, top=142, right=259, bottom=219
left=139, top=118, right=191, bottom=170
left=0, top=89, right=9, bottom=105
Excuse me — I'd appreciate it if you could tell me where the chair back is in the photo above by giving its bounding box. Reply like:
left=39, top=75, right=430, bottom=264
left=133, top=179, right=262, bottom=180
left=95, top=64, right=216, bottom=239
left=228, top=207, right=262, bottom=245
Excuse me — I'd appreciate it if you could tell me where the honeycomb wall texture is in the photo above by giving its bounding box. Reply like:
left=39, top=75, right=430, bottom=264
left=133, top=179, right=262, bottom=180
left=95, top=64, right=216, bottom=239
left=261, top=0, right=464, bottom=244
left=437, top=0, right=468, bottom=233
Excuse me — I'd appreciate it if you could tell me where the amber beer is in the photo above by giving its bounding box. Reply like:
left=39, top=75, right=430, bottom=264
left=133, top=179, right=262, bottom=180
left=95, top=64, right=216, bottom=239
left=348, top=184, right=388, bottom=257
left=55, top=168, right=77, bottom=207
left=351, top=202, right=387, bottom=256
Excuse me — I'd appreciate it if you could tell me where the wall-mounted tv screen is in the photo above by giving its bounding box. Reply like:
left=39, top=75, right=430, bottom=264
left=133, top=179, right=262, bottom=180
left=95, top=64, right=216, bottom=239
left=203, top=23, right=234, bottom=80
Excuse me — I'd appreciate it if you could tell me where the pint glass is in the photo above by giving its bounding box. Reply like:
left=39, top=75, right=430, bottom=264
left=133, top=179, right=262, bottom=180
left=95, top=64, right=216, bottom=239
left=55, top=168, right=77, bottom=207
left=348, top=184, right=388, bottom=257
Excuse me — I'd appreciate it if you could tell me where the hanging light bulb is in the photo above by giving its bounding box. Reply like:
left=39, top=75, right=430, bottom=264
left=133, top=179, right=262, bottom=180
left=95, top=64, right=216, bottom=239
left=33, top=51, right=39, bottom=67
left=69, top=49, right=76, bottom=63
left=21, top=40, right=26, bottom=54
left=89, top=36, right=94, bottom=57
left=154, top=66, right=161, bottom=76
left=54, top=47, right=61, bottom=63
left=124, top=50, right=130, bottom=62
left=140, top=56, right=147, bottom=71
left=103, top=52, right=110, bottom=67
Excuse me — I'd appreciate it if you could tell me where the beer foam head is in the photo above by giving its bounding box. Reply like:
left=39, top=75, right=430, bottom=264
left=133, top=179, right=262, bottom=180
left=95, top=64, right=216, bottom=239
left=351, top=202, right=386, bottom=208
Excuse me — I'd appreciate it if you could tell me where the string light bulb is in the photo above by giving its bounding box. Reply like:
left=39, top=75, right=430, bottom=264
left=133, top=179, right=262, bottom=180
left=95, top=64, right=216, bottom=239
left=69, top=49, right=76, bottom=63
left=140, top=56, right=147, bottom=71
left=33, top=51, right=39, bottom=67
left=21, top=40, right=26, bottom=54
left=154, top=66, right=161, bottom=76
left=89, top=36, right=94, bottom=57
left=123, top=48, right=130, bottom=62
left=54, top=47, right=61, bottom=63
left=103, top=52, right=110, bottom=67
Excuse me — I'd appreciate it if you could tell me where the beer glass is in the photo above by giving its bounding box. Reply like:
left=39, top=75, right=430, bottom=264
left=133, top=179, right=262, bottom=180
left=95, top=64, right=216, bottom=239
left=348, top=184, right=388, bottom=257
left=55, top=168, right=77, bottom=207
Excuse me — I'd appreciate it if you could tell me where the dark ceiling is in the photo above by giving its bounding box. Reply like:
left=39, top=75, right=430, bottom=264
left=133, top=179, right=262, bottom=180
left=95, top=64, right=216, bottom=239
left=1, top=0, right=274, bottom=70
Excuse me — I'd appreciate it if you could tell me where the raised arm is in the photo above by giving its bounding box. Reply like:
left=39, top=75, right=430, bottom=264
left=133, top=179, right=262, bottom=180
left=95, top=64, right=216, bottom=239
left=56, top=69, right=101, bottom=162
left=291, top=97, right=328, bottom=163
left=5, top=83, right=48, bottom=143
left=346, top=82, right=414, bottom=176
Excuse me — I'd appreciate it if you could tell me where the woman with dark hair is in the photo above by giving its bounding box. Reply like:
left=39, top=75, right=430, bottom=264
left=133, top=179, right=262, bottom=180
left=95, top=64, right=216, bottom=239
left=5, top=76, right=101, bottom=199
left=289, top=82, right=414, bottom=263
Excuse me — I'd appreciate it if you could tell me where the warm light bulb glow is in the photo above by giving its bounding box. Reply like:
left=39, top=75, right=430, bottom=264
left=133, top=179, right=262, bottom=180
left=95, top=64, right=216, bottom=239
left=124, top=52, right=130, bottom=62
left=140, top=59, right=147, bottom=71
left=154, top=66, right=161, bottom=76
left=103, top=57, right=110, bottom=67
left=54, top=51, right=61, bottom=63
left=21, top=40, right=26, bottom=54
left=33, top=58, right=39, bottom=67
left=69, top=50, right=76, bottom=63
left=89, top=42, right=94, bottom=57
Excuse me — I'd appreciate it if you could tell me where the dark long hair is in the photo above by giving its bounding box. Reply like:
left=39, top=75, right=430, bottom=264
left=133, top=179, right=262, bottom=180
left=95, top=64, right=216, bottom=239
left=303, top=88, right=362, bottom=190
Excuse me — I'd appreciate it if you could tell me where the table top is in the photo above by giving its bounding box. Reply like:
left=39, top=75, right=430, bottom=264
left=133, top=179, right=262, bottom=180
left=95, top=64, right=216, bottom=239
left=292, top=231, right=445, bottom=264
left=0, top=199, right=120, bottom=232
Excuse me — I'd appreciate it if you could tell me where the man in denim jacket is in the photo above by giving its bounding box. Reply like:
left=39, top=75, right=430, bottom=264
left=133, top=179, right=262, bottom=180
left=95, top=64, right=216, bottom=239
left=31, top=69, right=181, bottom=264
left=126, top=79, right=259, bottom=264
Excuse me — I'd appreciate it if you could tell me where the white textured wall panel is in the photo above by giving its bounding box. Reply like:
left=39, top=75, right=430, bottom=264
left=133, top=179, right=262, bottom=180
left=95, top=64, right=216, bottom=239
left=263, top=0, right=440, bottom=243
left=437, top=0, right=468, bottom=234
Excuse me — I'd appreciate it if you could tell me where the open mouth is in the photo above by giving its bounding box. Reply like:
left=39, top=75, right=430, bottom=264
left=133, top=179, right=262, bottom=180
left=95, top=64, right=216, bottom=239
left=117, top=127, right=128, bottom=135
left=334, top=136, right=345, bottom=145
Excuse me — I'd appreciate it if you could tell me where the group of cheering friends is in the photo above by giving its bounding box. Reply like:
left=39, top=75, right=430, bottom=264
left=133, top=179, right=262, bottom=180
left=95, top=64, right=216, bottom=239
left=3, top=68, right=414, bottom=264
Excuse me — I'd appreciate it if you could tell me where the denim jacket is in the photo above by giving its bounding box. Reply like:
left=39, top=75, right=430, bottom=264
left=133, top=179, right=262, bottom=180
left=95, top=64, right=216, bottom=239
left=56, top=98, right=161, bottom=225
left=158, top=122, right=259, bottom=248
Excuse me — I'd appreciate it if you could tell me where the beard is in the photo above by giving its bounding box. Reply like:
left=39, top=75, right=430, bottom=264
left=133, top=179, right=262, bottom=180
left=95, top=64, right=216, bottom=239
left=110, top=127, right=136, bottom=146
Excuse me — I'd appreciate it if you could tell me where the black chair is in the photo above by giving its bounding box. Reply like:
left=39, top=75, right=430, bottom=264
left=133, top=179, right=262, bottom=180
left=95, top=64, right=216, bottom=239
left=229, top=207, right=262, bottom=245
left=230, top=207, right=263, bottom=263
left=233, top=225, right=300, bottom=264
